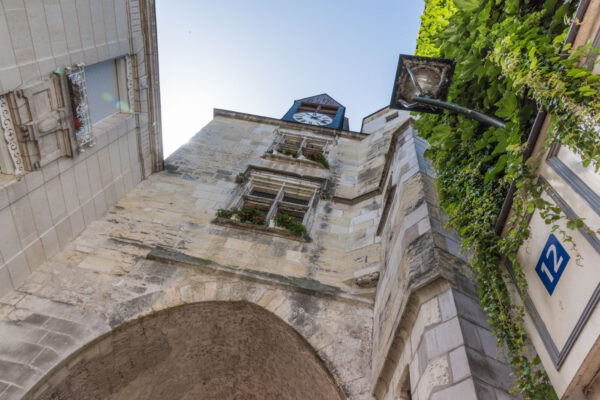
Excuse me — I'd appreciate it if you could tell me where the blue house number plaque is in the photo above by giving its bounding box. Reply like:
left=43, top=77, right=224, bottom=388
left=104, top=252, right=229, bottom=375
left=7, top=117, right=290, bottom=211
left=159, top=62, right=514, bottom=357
left=535, top=233, right=570, bottom=295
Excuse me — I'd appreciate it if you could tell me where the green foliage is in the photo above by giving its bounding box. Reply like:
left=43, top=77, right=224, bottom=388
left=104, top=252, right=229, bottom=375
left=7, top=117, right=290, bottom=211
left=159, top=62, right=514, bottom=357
left=237, top=204, right=266, bottom=225
left=304, top=150, right=330, bottom=169
left=277, top=148, right=299, bottom=158
left=274, top=213, right=308, bottom=237
left=216, top=208, right=236, bottom=219
left=416, top=0, right=456, bottom=56
left=216, top=205, right=265, bottom=225
left=415, top=0, right=598, bottom=397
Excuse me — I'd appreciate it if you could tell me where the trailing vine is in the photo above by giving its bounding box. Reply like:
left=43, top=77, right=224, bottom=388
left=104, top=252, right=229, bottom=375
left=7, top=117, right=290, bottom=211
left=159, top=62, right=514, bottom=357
left=414, top=0, right=599, bottom=398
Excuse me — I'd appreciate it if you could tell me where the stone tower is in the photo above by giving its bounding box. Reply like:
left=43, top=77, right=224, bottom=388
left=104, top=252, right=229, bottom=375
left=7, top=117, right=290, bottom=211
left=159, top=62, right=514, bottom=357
left=0, top=91, right=519, bottom=399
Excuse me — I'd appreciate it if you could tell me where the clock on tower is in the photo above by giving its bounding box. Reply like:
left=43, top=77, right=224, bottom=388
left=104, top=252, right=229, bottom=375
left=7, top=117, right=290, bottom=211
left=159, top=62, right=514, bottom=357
left=282, top=94, right=348, bottom=130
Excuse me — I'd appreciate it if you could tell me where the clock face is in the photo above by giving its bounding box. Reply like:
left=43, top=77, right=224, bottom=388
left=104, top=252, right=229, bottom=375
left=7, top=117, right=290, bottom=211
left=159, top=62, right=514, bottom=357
left=293, top=112, right=333, bottom=126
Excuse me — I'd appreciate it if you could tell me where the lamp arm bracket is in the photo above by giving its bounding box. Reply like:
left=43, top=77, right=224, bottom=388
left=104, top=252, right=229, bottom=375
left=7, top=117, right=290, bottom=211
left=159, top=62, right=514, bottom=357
left=398, top=101, right=420, bottom=109
left=413, top=96, right=506, bottom=128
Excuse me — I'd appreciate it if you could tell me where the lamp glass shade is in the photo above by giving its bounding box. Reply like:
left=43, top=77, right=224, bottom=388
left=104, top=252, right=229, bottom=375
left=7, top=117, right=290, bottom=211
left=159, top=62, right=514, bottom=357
left=390, top=55, right=455, bottom=114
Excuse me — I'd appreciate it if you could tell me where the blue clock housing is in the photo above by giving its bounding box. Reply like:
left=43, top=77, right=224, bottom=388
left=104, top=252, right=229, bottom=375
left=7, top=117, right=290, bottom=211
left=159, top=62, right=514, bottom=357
left=282, top=94, right=347, bottom=130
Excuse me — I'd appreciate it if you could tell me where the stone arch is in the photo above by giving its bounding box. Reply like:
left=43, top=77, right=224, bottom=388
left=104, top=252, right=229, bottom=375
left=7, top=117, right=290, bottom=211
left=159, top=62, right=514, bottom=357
left=24, top=301, right=345, bottom=400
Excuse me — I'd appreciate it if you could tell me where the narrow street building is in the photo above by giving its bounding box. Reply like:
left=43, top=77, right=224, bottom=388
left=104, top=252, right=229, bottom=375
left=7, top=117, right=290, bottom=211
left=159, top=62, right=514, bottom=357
left=0, top=1, right=598, bottom=399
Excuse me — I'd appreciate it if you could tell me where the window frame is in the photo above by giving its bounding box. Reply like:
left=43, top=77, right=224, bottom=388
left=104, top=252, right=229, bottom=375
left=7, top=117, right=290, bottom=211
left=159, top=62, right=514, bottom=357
left=546, top=137, right=600, bottom=218
left=213, top=169, right=327, bottom=241
left=85, top=58, right=130, bottom=125
left=0, top=56, right=135, bottom=176
left=266, top=129, right=334, bottom=166
left=233, top=171, right=320, bottom=230
left=296, top=101, right=339, bottom=117
left=64, top=56, right=134, bottom=152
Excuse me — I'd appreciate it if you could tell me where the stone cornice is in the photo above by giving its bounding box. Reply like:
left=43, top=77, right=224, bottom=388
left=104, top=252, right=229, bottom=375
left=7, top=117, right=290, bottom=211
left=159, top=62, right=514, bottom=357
left=213, top=108, right=369, bottom=141
left=147, top=246, right=373, bottom=306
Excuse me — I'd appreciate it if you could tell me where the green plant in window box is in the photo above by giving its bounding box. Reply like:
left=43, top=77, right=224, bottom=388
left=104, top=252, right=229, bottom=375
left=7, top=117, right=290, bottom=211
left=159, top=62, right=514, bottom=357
left=276, top=148, right=299, bottom=158
left=274, top=213, right=307, bottom=237
left=236, top=204, right=266, bottom=225
left=216, top=208, right=237, bottom=219
left=304, top=150, right=329, bottom=169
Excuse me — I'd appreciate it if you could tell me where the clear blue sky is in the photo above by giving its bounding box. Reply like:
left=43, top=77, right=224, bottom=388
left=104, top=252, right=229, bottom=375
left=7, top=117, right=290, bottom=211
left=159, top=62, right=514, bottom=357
left=156, top=1, right=425, bottom=155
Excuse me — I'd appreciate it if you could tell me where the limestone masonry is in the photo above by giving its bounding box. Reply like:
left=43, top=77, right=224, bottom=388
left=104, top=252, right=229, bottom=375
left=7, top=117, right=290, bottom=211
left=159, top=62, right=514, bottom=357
left=0, top=1, right=526, bottom=399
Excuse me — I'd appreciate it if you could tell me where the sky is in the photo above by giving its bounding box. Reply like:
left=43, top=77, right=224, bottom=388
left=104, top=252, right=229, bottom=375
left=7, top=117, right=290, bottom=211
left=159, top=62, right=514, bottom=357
left=156, top=1, right=425, bottom=156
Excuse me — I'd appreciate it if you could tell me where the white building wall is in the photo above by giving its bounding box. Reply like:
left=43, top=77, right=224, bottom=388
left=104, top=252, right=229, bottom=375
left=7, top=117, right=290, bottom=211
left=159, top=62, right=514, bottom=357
left=0, top=0, right=162, bottom=297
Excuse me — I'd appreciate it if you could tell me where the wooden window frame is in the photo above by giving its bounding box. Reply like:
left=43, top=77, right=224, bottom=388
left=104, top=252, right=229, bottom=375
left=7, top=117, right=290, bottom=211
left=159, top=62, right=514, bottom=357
left=231, top=171, right=320, bottom=230
left=267, top=130, right=334, bottom=159
left=296, top=101, right=339, bottom=117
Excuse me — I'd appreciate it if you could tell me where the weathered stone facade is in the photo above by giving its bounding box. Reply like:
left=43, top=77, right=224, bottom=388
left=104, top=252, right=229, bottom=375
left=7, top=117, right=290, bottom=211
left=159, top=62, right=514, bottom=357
left=0, top=97, right=519, bottom=399
left=0, top=0, right=162, bottom=298
left=0, top=2, right=522, bottom=398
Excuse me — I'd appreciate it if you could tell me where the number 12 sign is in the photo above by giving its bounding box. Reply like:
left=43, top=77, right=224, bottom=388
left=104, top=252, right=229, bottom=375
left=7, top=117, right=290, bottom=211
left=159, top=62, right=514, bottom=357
left=535, top=233, right=570, bottom=295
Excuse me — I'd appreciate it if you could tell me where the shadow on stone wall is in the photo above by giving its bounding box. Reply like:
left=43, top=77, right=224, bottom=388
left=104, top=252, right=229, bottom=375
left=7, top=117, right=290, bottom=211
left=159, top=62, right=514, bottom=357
left=24, top=301, right=344, bottom=400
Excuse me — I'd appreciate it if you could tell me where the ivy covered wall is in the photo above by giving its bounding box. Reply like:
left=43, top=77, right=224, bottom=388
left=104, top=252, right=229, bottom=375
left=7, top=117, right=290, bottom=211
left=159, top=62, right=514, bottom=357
left=413, top=0, right=599, bottom=398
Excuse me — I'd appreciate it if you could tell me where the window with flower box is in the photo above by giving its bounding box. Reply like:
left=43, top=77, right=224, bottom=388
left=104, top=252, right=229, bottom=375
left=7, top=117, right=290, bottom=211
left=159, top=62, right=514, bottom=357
left=266, top=130, right=333, bottom=169
left=216, top=170, right=322, bottom=239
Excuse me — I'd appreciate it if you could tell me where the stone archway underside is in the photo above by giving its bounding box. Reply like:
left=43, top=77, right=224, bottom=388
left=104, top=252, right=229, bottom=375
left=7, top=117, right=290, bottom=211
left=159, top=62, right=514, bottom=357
left=26, top=302, right=344, bottom=400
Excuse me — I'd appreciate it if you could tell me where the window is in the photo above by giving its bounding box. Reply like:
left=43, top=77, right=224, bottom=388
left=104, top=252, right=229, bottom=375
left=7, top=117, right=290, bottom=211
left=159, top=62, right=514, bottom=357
left=546, top=144, right=600, bottom=216
left=266, top=130, right=333, bottom=168
left=543, top=26, right=600, bottom=218
left=555, top=147, right=600, bottom=195
left=584, top=27, right=600, bottom=73
left=238, top=171, right=319, bottom=227
left=0, top=57, right=134, bottom=176
left=386, top=111, right=399, bottom=122
left=85, top=59, right=129, bottom=124
left=67, top=57, right=132, bottom=150
left=296, top=101, right=339, bottom=117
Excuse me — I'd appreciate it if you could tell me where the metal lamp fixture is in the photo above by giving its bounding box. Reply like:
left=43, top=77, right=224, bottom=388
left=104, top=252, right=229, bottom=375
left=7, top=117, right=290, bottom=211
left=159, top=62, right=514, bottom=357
left=390, top=54, right=506, bottom=128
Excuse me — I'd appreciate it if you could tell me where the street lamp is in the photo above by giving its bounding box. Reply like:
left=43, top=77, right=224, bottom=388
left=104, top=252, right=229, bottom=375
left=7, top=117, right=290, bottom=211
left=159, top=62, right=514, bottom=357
left=390, top=54, right=506, bottom=129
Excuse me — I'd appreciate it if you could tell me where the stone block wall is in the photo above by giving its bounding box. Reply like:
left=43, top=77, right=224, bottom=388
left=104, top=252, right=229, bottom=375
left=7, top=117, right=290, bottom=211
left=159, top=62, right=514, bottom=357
left=0, top=105, right=420, bottom=398
left=370, top=108, right=517, bottom=399
left=378, top=283, right=518, bottom=400
left=0, top=0, right=162, bottom=297
left=0, top=93, right=520, bottom=398
left=0, top=115, right=143, bottom=297
left=0, top=145, right=375, bottom=399
left=161, top=112, right=402, bottom=294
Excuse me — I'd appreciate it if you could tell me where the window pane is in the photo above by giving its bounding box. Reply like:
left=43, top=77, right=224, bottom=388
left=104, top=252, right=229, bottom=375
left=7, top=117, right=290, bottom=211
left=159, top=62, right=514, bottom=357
left=250, top=190, right=276, bottom=200
left=86, top=60, right=119, bottom=124
left=556, top=146, right=600, bottom=195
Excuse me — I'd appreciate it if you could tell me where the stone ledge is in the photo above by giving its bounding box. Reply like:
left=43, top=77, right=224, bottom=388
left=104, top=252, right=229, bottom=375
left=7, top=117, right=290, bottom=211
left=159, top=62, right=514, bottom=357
left=214, top=108, right=368, bottom=140
left=263, top=152, right=328, bottom=170
left=146, top=246, right=373, bottom=306
left=211, top=217, right=312, bottom=242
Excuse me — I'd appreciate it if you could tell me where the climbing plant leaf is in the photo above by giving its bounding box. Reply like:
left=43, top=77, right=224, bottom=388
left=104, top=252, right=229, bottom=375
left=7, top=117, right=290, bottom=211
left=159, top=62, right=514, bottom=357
left=454, top=0, right=479, bottom=11
left=415, top=0, right=598, bottom=398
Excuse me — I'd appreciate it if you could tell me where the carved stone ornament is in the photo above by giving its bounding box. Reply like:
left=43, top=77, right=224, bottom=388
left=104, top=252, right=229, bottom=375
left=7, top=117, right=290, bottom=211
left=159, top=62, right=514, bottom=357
left=67, top=65, right=95, bottom=150
left=0, top=95, right=24, bottom=175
